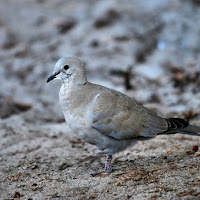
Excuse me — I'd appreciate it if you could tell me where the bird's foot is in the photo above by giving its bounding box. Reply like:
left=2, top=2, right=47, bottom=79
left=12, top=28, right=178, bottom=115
left=90, top=155, right=112, bottom=177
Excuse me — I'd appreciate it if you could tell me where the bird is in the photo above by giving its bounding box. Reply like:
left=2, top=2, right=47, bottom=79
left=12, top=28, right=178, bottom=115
left=47, top=57, right=200, bottom=175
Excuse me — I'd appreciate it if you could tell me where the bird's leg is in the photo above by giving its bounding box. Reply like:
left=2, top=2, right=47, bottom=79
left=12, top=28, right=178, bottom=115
left=104, top=155, right=112, bottom=173
left=77, top=152, right=113, bottom=176
left=90, top=155, right=112, bottom=177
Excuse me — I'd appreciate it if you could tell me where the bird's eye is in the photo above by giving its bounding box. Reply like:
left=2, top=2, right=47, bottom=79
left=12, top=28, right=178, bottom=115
left=64, top=65, right=69, bottom=70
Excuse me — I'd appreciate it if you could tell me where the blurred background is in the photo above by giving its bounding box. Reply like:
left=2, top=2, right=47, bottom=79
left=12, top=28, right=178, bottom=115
left=1, top=0, right=200, bottom=199
left=0, top=0, right=200, bottom=122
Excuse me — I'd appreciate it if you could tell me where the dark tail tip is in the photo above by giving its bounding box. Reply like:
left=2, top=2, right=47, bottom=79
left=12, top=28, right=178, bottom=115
left=165, top=118, right=189, bottom=132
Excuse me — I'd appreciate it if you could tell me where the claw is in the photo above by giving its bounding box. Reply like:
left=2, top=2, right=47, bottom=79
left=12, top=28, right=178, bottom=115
left=76, top=153, right=113, bottom=175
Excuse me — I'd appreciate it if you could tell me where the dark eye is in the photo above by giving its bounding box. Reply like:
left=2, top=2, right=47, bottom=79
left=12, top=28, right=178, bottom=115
left=64, top=65, right=69, bottom=70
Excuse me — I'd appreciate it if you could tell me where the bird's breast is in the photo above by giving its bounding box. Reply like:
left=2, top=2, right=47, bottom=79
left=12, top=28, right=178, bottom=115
left=59, top=85, right=92, bottom=135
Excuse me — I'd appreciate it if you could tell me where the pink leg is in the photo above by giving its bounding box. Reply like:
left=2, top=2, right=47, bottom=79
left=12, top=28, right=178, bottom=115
left=90, top=155, right=112, bottom=177
left=104, top=155, right=112, bottom=173
left=77, top=152, right=113, bottom=176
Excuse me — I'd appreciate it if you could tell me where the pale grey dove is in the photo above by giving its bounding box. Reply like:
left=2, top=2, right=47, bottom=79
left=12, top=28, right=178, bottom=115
left=47, top=57, right=200, bottom=175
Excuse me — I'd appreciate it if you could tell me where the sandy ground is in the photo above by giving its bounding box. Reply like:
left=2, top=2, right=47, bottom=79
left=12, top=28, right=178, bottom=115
left=0, top=0, right=200, bottom=199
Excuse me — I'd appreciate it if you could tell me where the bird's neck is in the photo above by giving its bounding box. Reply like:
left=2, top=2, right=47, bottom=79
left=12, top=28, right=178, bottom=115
left=63, top=72, right=87, bottom=88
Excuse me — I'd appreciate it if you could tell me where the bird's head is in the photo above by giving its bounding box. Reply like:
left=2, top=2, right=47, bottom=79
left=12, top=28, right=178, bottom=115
left=47, top=57, right=87, bottom=85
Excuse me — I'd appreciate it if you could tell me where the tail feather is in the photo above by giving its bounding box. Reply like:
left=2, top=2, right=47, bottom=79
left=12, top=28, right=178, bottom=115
left=161, top=118, right=200, bottom=136
left=179, top=125, right=200, bottom=136
left=164, top=118, right=189, bottom=133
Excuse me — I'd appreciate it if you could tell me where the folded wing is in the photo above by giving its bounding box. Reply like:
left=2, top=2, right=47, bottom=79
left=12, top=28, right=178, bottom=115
left=91, top=90, right=168, bottom=140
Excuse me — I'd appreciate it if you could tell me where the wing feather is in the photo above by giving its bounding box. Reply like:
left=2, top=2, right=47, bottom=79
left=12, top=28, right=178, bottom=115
left=91, top=87, right=169, bottom=139
left=92, top=91, right=150, bottom=139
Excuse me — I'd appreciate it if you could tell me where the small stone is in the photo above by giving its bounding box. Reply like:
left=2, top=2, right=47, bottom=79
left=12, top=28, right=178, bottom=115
left=29, top=164, right=38, bottom=169
left=29, top=182, right=37, bottom=186
left=186, top=149, right=194, bottom=155
left=90, top=193, right=96, bottom=199
left=120, top=176, right=128, bottom=181
left=115, top=182, right=121, bottom=186
left=195, top=152, right=200, bottom=156
left=192, top=145, right=198, bottom=152
left=58, top=162, right=72, bottom=170
left=175, top=72, right=184, bottom=80
left=14, top=191, right=20, bottom=198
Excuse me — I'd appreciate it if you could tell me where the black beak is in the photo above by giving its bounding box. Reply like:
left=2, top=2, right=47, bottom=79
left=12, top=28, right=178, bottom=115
left=47, top=72, right=59, bottom=83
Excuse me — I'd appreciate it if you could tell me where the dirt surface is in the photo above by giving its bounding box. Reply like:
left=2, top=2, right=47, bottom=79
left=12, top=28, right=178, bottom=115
left=0, top=0, right=200, bottom=199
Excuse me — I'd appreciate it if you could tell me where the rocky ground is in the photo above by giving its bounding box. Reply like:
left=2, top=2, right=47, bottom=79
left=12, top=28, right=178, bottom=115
left=0, top=0, right=200, bottom=199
